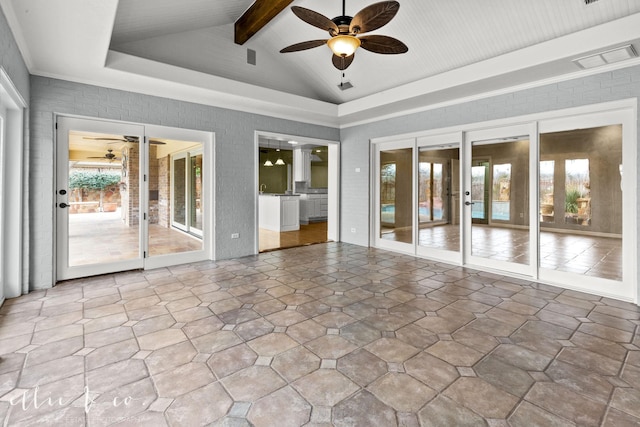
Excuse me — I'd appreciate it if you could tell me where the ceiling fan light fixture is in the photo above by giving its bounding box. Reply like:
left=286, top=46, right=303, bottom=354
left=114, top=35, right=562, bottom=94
left=264, top=159, right=274, bottom=167
left=327, top=35, right=361, bottom=57
left=275, top=158, right=286, bottom=165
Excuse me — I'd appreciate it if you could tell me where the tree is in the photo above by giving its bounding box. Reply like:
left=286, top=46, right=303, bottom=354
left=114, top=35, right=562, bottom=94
left=68, top=170, right=121, bottom=211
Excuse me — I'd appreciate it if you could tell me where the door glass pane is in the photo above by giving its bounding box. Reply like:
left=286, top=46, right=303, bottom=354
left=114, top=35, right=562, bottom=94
left=540, top=160, right=555, bottom=223
left=540, top=125, right=621, bottom=281
left=149, top=140, right=204, bottom=256
left=471, top=139, right=529, bottom=265
left=492, top=164, right=511, bottom=221
left=418, top=146, right=460, bottom=252
left=380, top=147, right=413, bottom=244
left=67, top=131, right=139, bottom=266
left=471, top=163, right=488, bottom=221
left=173, top=157, right=187, bottom=227
left=191, top=154, right=203, bottom=231
left=564, top=159, right=590, bottom=226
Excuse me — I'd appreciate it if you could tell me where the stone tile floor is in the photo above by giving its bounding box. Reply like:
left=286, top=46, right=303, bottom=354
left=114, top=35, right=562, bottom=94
left=1, top=242, right=639, bottom=426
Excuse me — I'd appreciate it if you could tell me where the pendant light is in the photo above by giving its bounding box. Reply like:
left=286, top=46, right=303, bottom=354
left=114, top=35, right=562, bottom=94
left=275, top=140, right=285, bottom=165
left=264, top=140, right=273, bottom=167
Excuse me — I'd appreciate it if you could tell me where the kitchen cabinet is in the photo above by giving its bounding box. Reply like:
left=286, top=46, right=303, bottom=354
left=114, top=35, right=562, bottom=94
left=259, top=194, right=300, bottom=232
left=299, top=193, right=328, bottom=224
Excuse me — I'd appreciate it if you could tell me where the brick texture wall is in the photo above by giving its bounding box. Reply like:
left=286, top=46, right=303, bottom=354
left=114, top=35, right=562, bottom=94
left=339, top=65, right=640, bottom=250
left=28, top=76, right=339, bottom=289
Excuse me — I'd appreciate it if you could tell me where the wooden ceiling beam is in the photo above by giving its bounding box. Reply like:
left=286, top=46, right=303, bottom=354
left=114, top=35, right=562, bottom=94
left=235, top=0, right=294, bottom=45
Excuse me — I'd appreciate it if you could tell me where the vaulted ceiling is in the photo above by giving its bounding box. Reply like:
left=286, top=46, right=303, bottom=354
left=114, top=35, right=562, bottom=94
left=2, top=0, right=640, bottom=127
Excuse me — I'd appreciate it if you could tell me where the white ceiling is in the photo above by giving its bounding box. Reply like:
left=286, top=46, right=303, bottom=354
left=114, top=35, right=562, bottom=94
left=2, top=0, right=640, bottom=127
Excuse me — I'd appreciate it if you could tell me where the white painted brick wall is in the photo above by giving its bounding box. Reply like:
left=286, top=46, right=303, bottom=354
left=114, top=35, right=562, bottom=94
left=0, top=7, right=29, bottom=101
left=29, top=77, right=339, bottom=289
left=339, top=65, right=640, bottom=255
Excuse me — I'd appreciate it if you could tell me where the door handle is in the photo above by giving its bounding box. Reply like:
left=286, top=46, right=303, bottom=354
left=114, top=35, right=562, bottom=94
left=59, top=202, right=70, bottom=208
left=465, top=201, right=475, bottom=206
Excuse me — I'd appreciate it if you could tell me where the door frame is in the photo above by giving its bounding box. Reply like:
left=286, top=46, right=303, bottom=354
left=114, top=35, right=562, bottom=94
left=370, top=98, right=637, bottom=302
left=415, top=132, right=463, bottom=264
left=537, top=108, right=636, bottom=301
left=254, top=131, right=340, bottom=254
left=55, top=116, right=215, bottom=280
left=140, top=124, right=214, bottom=270
left=463, top=123, right=538, bottom=278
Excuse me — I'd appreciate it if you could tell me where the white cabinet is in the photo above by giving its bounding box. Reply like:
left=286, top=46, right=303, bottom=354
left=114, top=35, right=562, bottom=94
left=298, top=193, right=328, bottom=224
left=259, top=195, right=300, bottom=232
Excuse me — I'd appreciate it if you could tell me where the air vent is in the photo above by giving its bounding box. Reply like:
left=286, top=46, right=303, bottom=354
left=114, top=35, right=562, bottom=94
left=573, top=45, right=638, bottom=69
left=247, top=49, right=256, bottom=66
left=338, top=81, right=353, bottom=91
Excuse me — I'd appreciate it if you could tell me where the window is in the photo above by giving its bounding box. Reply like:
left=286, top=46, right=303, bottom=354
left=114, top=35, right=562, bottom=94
left=419, top=162, right=444, bottom=222
left=565, top=158, right=590, bottom=226
left=381, top=162, right=396, bottom=224
left=540, top=160, right=555, bottom=223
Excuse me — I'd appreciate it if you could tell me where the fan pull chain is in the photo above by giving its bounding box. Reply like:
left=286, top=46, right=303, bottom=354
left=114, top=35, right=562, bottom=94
left=340, top=72, right=345, bottom=88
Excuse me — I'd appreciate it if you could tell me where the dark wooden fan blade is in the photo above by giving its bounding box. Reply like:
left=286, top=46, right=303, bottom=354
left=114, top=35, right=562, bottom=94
left=291, top=6, right=339, bottom=35
left=332, top=53, right=354, bottom=70
left=350, top=1, right=399, bottom=34
left=280, top=39, right=327, bottom=53
left=359, top=35, right=408, bottom=54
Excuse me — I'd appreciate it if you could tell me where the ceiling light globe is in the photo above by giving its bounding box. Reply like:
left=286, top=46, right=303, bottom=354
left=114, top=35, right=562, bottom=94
left=327, top=35, right=361, bottom=57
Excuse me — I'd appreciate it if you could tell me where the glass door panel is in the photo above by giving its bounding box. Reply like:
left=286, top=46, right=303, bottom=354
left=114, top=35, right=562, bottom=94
left=190, top=154, right=203, bottom=233
left=464, top=125, right=534, bottom=277
left=417, top=144, right=460, bottom=255
left=149, top=140, right=204, bottom=257
left=539, top=125, right=622, bottom=281
left=471, top=161, right=489, bottom=223
left=173, top=157, right=187, bottom=229
left=380, top=147, right=414, bottom=245
left=375, top=141, right=415, bottom=253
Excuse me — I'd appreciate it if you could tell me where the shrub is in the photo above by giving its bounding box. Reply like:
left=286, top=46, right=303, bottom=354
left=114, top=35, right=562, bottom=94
left=565, top=188, right=581, bottom=214
left=69, top=170, right=121, bottom=190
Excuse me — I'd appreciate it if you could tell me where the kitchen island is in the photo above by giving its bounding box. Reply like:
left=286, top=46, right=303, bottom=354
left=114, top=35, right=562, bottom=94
left=259, top=194, right=300, bottom=232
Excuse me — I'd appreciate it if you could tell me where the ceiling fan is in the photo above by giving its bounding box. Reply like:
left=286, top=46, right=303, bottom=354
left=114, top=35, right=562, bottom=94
left=280, top=0, right=408, bottom=70
left=87, top=149, right=120, bottom=162
left=83, top=136, right=166, bottom=145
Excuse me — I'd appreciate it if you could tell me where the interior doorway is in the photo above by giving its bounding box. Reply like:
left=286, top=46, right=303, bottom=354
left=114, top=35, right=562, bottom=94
left=255, top=132, right=340, bottom=253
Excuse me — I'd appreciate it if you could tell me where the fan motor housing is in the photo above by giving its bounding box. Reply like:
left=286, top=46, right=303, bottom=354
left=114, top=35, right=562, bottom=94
left=332, top=15, right=353, bottom=34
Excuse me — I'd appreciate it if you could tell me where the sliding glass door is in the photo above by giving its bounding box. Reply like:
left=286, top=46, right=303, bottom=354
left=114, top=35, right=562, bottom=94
left=464, top=124, right=536, bottom=277
left=537, top=109, right=635, bottom=299
left=373, top=104, right=635, bottom=301
left=374, top=139, right=415, bottom=253
left=171, top=150, right=203, bottom=236
left=416, top=134, right=462, bottom=263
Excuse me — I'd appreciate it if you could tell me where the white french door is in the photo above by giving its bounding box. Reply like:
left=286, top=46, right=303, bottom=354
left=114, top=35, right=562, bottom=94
left=416, top=133, right=463, bottom=264
left=171, top=150, right=203, bottom=237
left=463, top=123, right=538, bottom=277
left=56, top=117, right=145, bottom=281
left=56, top=117, right=213, bottom=281
left=374, top=139, right=416, bottom=254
